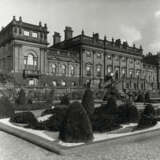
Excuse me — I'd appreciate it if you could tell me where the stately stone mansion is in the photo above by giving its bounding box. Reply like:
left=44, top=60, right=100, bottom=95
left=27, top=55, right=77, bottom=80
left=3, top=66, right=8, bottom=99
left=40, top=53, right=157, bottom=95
left=0, top=16, right=159, bottom=94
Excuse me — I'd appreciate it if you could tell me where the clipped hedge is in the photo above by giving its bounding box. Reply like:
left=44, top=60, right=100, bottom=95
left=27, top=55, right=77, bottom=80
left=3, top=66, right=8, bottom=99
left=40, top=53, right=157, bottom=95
left=0, top=96, right=14, bottom=119
left=137, top=104, right=157, bottom=129
left=118, top=102, right=139, bottom=124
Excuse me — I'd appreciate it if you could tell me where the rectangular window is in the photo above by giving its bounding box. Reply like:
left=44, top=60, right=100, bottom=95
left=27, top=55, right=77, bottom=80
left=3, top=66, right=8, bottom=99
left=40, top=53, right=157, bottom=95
left=24, top=30, right=30, bottom=36
left=32, top=32, right=38, bottom=38
left=86, top=51, right=91, bottom=57
left=107, top=55, right=112, bottom=60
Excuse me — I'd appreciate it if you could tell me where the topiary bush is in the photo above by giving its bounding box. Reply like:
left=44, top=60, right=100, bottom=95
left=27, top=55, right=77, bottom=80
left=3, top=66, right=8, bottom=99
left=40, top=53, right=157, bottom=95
left=91, top=97, right=120, bottom=132
left=59, top=101, right=93, bottom=143
left=135, top=94, right=144, bottom=102
left=0, top=96, right=14, bottom=118
left=82, top=88, right=95, bottom=118
left=60, top=95, right=70, bottom=105
left=42, top=106, right=68, bottom=131
left=137, top=104, right=157, bottom=129
left=15, top=88, right=26, bottom=105
left=145, top=92, right=150, bottom=103
left=118, top=102, right=139, bottom=124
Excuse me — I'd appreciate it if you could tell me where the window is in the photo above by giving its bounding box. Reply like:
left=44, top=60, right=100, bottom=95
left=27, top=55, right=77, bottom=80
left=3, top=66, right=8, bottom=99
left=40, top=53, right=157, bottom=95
left=24, top=54, right=38, bottom=68
left=115, top=56, right=119, bottom=61
left=122, top=57, right=126, bottom=62
left=24, top=30, right=30, bottom=36
left=71, top=81, right=76, bottom=86
left=122, top=68, right=126, bottom=77
left=51, top=64, right=56, bottom=73
left=52, top=81, right=57, bottom=87
left=96, top=65, right=102, bottom=77
left=97, top=53, right=101, bottom=58
left=32, top=32, right=38, bottom=38
left=136, top=70, right=140, bottom=78
left=129, top=69, right=134, bottom=78
left=107, top=55, right=112, bottom=60
left=136, top=60, right=140, bottom=65
left=129, top=58, right=134, bottom=64
left=107, top=66, right=112, bottom=74
left=61, top=80, right=66, bottom=87
left=86, top=51, right=91, bottom=57
left=28, top=79, right=38, bottom=86
left=69, top=65, right=74, bottom=76
left=28, top=54, right=34, bottom=65
left=86, top=64, right=92, bottom=76
left=61, top=64, right=66, bottom=74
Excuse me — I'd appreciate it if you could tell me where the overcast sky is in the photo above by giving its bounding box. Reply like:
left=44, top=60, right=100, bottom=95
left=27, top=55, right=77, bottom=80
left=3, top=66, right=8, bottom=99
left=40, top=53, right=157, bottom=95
left=0, top=0, right=160, bottom=54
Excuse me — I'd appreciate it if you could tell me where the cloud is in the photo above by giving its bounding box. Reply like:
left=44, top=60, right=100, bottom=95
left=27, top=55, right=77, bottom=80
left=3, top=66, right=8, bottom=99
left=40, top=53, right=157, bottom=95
left=120, top=25, right=142, bottom=45
left=155, top=10, right=160, bottom=18
left=149, top=42, right=160, bottom=52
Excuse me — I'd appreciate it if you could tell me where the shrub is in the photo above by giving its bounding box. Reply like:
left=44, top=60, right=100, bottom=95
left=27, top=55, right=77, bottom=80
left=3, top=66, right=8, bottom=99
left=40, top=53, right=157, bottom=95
left=59, top=101, right=93, bottom=143
left=0, top=96, right=14, bottom=118
left=91, top=97, right=120, bottom=132
left=15, top=89, right=26, bottom=105
left=118, top=102, right=139, bottom=124
left=10, top=111, right=37, bottom=124
left=145, top=92, right=150, bottom=103
left=137, top=104, right=157, bottom=129
left=47, top=89, right=55, bottom=104
left=136, top=94, right=144, bottom=102
left=42, top=105, right=68, bottom=131
left=60, top=95, right=70, bottom=105
left=82, top=88, right=95, bottom=118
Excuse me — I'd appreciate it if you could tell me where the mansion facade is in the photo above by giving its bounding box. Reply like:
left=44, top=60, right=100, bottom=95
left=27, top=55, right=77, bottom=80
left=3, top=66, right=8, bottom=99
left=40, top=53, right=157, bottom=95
left=0, top=16, right=159, bottom=94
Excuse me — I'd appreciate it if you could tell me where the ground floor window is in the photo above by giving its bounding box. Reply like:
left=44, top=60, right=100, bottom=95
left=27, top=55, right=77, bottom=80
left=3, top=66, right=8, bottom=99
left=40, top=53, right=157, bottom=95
left=28, top=79, right=38, bottom=86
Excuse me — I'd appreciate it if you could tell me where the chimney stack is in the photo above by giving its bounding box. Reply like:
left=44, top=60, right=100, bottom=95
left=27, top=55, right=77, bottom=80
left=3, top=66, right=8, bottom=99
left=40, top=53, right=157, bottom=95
left=64, top=26, right=73, bottom=40
left=53, top=32, right=61, bottom=45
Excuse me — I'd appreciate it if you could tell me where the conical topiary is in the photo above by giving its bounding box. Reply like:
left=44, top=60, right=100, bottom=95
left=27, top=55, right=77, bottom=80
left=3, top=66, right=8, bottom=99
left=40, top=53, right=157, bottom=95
left=59, top=101, right=93, bottom=143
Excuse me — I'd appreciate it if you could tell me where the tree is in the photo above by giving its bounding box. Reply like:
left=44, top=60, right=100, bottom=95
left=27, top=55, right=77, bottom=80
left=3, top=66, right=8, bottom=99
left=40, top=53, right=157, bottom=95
left=82, top=88, right=95, bottom=118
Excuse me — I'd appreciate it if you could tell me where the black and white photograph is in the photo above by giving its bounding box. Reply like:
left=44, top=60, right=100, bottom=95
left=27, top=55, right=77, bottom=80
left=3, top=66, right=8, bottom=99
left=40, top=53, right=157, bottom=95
left=0, top=0, right=160, bottom=159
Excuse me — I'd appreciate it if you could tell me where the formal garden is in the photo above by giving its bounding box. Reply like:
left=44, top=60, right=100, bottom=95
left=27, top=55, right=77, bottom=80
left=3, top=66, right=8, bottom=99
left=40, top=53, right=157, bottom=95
left=0, top=80, right=160, bottom=150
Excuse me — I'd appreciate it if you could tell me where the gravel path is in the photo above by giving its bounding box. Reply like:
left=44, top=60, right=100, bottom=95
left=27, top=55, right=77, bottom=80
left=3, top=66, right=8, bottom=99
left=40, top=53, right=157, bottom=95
left=1, top=130, right=160, bottom=160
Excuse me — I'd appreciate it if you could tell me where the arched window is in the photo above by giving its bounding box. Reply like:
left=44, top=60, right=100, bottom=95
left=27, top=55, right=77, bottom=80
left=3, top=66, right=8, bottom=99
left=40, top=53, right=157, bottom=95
left=61, top=64, right=66, bottom=74
left=86, top=64, right=92, bottom=76
left=52, top=81, right=57, bottom=87
left=96, top=64, right=102, bottom=77
left=69, top=65, right=74, bottom=76
left=51, top=64, right=56, bottom=73
left=24, top=53, right=38, bottom=67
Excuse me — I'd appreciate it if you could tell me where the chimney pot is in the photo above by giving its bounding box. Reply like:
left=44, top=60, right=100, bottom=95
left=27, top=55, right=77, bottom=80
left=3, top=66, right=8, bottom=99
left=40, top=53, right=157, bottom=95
left=64, top=26, right=73, bottom=40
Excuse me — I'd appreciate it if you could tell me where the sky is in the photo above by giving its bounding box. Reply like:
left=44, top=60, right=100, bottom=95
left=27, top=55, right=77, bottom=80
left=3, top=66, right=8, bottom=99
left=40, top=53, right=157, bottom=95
left=0, top=0, right=160, bottom=54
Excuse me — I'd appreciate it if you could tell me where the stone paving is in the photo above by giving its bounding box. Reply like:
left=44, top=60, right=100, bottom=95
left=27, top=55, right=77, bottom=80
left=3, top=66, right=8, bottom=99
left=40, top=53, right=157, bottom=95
left=1, top=130, right=160, bottom=160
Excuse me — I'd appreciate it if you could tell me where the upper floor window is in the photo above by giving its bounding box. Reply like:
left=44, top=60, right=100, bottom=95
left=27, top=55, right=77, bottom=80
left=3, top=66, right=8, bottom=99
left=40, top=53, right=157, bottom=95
left=115, top=56, right=119, bottom=61
left=129, top=58, right=134, bottom=64
left=24, top=30, right=30, bottom=36
left=24, top=54, right=38, bottom=67
left=107, top=65, right=112, bottom=73
left=136, top=70, right=140, bottom=78
left=107, top=55, right=112, bottom=60
left=86, top=51, right=91, bottom=57
left=97, top=53, right=101, bottom=58
left=86, top=64, right=92, bottom=76
left=136, top=60, right=140, bottom=65
left=122, top=68, right=126, bottom=77
left=52, top=81, right=57, bottom=87
left=96, top=64, right=102, bottom=77
left=69, top=64, right=74, bottom=76
left=61, top=80, right=66, bottom=87
left=121, top=57, right=126, bottom=62
left=51, top=64, right=56, bottom=73
left=61, top=64, right=66, bottom=74
left=129, top=69, right=134, bottom=78
left=32, top=32, right=38, bottom=38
